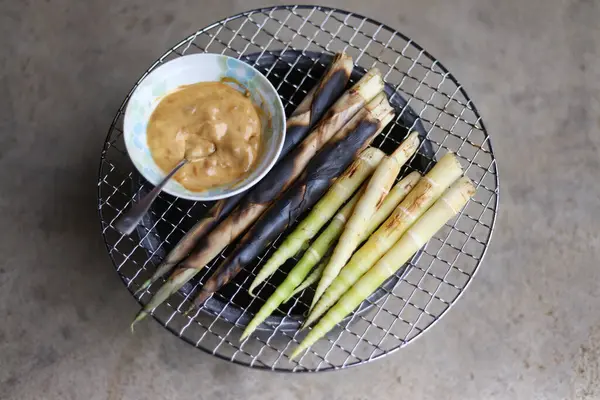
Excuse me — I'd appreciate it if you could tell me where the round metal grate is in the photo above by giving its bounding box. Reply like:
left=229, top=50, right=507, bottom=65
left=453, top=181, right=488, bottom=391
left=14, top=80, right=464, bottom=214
left=98, top=5, right=499, bottom=372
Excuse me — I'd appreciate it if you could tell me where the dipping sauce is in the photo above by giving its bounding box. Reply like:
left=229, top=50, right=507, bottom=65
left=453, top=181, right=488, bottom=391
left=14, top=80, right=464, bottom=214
left=147, top=81, right=262, bottom=192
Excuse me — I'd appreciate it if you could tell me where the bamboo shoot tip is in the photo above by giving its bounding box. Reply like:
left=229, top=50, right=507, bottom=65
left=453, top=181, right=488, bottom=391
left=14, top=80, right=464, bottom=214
left=303, top=316, right=316, bottom=329
left=134, top=280, right=150, bottom=296
left=288, top=350, right=301, bottom=361
left=183, top=306, right=194, bottom=317
left=130, top=311, right=147, bottom=332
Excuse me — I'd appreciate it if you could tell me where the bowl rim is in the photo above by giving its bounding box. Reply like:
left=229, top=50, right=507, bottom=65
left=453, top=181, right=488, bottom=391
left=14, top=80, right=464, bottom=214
left=122, top=53, right=286, bottom=201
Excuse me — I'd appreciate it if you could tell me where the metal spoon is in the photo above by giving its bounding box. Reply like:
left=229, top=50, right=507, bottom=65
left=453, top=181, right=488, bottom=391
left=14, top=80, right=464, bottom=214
left=114, top=139, right=216, bottom=235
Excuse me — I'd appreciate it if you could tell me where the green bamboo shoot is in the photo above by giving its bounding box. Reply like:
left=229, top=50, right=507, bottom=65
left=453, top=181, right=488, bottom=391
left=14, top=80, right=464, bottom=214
left=241, top=172, right=420, bottom=339
left=285, top=170, right=420, bottom=303
left=284, top=257, right=328, bottom=303
left=311, top=132, right=420, bottom=309
left=358, top=171, right=422, bottom=241
left=248, top=147, right=386, bottom=295
left=240, top=256, right=334, bottom=340
left=305, top=152, right=462, bottom=326
left=291, top=177, right=476, bottom=359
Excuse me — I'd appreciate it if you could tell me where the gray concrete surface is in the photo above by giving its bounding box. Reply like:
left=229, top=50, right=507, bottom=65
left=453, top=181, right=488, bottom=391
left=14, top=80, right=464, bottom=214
left=1, top=0, right=599, bottom=399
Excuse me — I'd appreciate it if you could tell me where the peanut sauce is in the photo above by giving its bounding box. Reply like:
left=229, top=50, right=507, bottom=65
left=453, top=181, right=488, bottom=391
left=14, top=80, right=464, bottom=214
left=147, top=81, right=262, bottom=192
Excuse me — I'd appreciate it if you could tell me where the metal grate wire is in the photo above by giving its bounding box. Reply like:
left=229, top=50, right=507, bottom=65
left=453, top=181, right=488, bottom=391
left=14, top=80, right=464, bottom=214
left=97, top=5, right=499, bottom=372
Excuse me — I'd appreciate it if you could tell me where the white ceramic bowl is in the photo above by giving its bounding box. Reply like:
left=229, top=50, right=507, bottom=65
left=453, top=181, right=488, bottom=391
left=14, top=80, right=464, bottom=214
left=123, top=54, right=286, bottom=201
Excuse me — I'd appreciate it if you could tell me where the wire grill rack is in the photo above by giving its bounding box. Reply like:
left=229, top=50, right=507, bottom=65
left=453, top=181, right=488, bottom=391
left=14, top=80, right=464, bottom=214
left=97, top=5, right=499, bottom=372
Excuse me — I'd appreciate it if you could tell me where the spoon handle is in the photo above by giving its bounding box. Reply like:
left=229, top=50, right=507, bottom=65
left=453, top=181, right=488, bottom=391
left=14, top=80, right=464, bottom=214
left=114, top=159, right=187, bottom=235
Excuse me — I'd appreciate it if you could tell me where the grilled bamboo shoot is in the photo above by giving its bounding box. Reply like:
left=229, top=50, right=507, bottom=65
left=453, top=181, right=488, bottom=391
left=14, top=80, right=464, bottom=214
left=284, top=258, right=328, bottom=303
left=240, top=191, right=363, bottom=340
left=241, top=161, right=420, bottom=339
left=305, top=152, right=462, bottom=327
left=285, top=170, right=420, bottom=303
left=312, top=132, right=420, bottom=309
left=190, top=94, right=395, bottom=310
left=248, top=147, right=386, bottom=295
left=291, top=177, right=476, bottom=359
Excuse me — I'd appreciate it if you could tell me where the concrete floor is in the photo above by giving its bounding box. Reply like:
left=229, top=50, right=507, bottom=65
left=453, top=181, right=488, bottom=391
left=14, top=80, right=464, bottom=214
left=1, top=0, right=600, bottom=398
